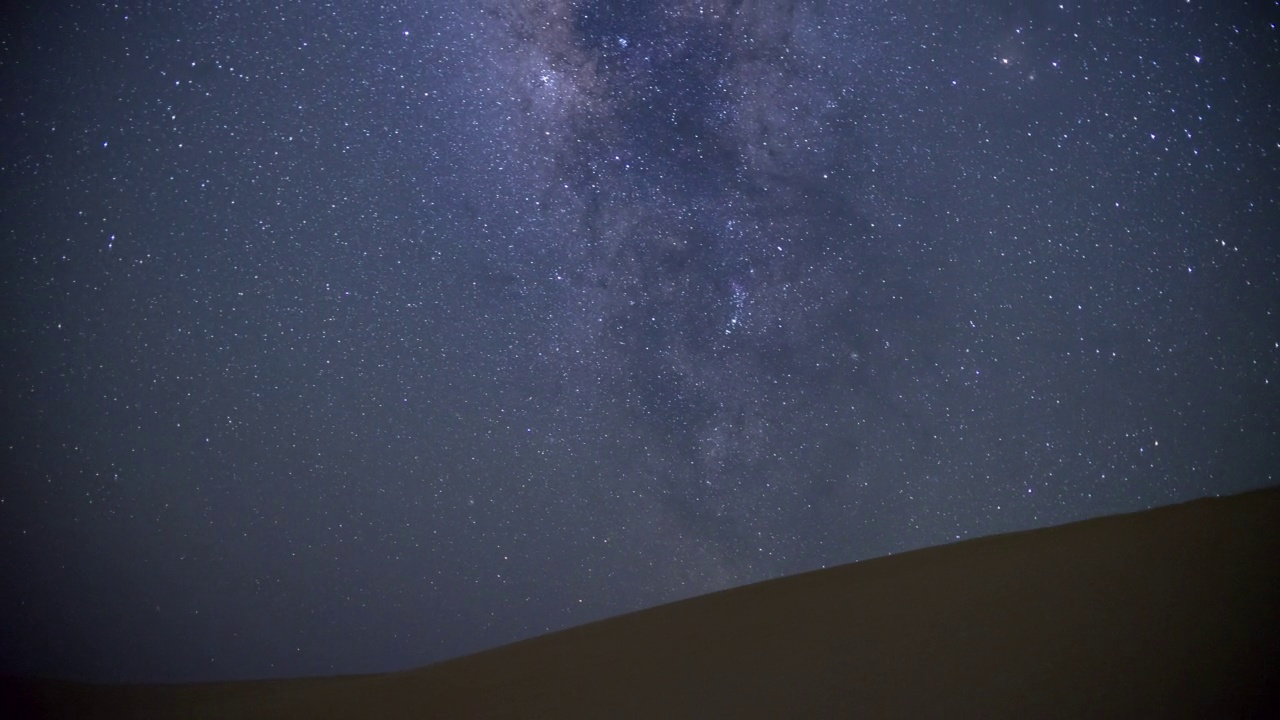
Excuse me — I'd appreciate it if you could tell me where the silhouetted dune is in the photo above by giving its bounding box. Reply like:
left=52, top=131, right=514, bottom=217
left=6, top=486, right=1280, bottom=718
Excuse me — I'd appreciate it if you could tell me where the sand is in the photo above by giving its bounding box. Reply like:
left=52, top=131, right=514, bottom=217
left=5, top=485, right=1279, bottom=718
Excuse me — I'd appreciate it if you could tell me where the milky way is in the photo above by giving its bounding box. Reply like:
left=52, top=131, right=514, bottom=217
left=457, top=0, right=898, bottom=570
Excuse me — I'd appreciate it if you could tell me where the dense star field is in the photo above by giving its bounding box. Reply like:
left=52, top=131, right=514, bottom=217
left=2, top=1, right=1277, bottom=683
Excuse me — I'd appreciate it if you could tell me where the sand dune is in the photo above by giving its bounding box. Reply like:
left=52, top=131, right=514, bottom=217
left=6, top=486, right=1279, bottom=718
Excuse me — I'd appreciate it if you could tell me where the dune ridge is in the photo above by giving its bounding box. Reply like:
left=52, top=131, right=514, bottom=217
left=6, top=486, right=1280, bottom=718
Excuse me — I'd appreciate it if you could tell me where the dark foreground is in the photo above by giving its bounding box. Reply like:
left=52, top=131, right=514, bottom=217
left=6, top=486, right=1280, bottom=718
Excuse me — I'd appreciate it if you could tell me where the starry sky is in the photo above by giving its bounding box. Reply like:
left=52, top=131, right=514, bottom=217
left=1, top=0, right=1277, bottom=684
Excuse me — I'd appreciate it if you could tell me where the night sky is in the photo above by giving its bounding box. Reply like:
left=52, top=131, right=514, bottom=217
left=2, top=0, right=1277, bottom=684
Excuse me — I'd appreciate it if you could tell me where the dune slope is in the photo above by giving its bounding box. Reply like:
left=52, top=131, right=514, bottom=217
left=6, top=486, right=1280, bottom=718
